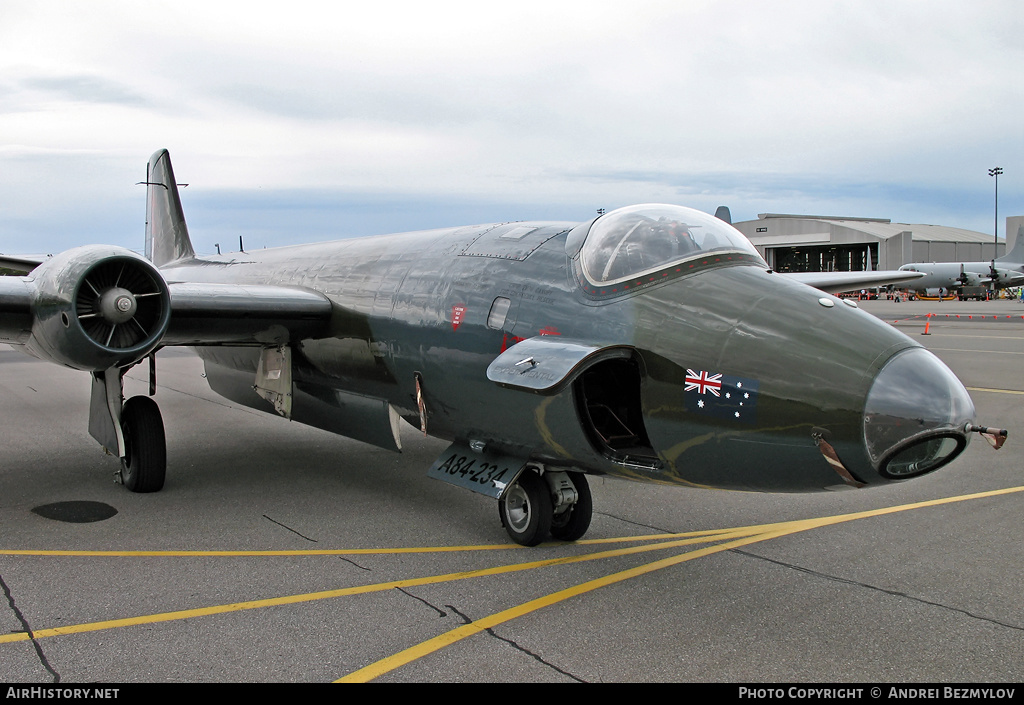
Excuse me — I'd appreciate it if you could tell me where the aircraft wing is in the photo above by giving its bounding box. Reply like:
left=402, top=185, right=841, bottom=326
left=990, top=269, right=1024, bottom=288
left=0, top=248, right=335, bottom=371
left=162, top=282, right=335, bottom=346
left=0, top=253, right=51, bottom=274
left=0, top=275, right=33, bottom=344
left=783, top=270, right=925, bottom=295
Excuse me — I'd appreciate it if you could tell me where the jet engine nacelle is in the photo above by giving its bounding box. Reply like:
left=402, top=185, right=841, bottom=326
left=25, top=245, right=171, bottom=371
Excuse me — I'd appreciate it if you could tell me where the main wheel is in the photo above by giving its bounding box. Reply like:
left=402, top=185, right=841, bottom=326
left=498, top=471, right=552, bottom=546
left=120, top=395, right=166, bottom=493
left=550, top=472, right=593, bottom=542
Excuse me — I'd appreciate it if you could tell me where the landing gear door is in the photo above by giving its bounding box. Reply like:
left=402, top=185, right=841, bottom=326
left=88, top=367, right=125, bottom=457
left=254, top=345, right=292, bottom=418
left=427, top=441, right=527, bottom=499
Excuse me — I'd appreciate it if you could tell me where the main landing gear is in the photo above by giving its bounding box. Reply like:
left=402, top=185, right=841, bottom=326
left=118, top=395, right=166, bottom=492
left=90, top=359, right=167, bottom=494
left=499, top=469, right=593, bottom=546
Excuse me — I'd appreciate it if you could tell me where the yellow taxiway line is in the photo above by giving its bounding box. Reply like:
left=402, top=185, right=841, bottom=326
left=2, top=486, right=1022, bottom=682
left=338, top=485, right=1024, bottom=682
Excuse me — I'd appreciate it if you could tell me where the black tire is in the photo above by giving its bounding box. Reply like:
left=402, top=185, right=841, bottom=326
left=549, top=472, right=593, bottom=542
left=120, top=395, right=166, bottom=493
left=498, top=471, right=552, bottom=547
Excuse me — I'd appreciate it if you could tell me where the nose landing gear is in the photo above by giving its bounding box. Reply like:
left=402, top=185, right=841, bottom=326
left=498, top=469, right=592, bottom=546
left=550, top=471, right=593, bottom=542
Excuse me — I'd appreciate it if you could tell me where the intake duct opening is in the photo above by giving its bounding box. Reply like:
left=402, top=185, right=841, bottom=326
left=75, top=257, right=166, bottom=350
left=27, top=245, right=171, bottom=371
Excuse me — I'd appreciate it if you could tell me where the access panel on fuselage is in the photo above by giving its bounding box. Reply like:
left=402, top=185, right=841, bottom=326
left=460, top=223, right=571, bottom=261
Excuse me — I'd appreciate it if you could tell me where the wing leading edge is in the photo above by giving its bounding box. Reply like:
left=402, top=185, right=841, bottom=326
left=164, top=282, right=334, bottom=346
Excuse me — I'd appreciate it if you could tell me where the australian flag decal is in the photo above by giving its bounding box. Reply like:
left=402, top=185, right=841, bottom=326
left=684, top=369, right=760, bottom=424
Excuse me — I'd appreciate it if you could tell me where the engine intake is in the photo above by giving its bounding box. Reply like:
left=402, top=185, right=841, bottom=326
left=27, top=245, right=171, bottom=370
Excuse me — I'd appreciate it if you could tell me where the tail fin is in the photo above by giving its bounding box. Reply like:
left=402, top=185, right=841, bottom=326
left=144, top=149, right=195, bottom=266
left=714, top=206, right=732, bottom=224
left=997, top=224, right=1024, bottom=264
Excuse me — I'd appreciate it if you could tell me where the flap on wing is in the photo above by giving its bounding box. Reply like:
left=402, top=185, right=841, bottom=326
left=487, top=336, right=633, bottom=393
left=784, top=270, right=924, bottom=295
left=163, top=282, right=334, bottom=345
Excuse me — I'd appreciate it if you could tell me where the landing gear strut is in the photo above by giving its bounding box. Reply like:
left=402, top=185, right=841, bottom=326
left=550, top=471, right=592, bottom=542
left=90, top=361, right=167, bottom=493
left=499, top=469, right=592, bottom=546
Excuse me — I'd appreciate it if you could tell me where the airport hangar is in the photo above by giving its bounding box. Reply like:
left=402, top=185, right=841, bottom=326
left=731, top=213, right=1024, bottom=274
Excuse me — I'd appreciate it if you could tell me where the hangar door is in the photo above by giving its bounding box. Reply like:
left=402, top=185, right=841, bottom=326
left=769, top=244, right=878, bottom=273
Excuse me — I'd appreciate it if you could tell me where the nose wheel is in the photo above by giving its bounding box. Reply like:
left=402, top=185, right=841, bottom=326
left=499, top=471, right=552, bottom=546
left=550, top=471, right=592, bottom=542
left=498, top=470, right=592, bottom=546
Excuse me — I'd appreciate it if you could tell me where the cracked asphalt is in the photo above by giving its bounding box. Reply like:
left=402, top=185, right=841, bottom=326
left=1, top=298, right=1022, bottom=683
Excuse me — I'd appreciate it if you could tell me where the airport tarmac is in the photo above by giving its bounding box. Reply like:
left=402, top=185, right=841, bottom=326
left=1, top=297, right=1022, bottom=683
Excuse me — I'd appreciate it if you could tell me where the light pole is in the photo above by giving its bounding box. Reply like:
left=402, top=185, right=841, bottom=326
left=989, top=167, right=1003, bottom=257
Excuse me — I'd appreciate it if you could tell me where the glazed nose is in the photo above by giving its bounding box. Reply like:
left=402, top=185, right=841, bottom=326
left=862, top=348, right=975, bottom=479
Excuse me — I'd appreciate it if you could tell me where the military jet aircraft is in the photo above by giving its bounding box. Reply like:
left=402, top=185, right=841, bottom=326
left=897, top=230, right=1024, bottom=294
left=0, top=150, right=1004, bottom=546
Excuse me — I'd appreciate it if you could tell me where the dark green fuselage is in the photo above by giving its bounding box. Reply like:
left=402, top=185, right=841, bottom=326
left=162, top=221, right=927, bottom=493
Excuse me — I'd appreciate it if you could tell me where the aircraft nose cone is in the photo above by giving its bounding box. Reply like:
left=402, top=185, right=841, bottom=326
left=863, top=348, right=974, bottom=478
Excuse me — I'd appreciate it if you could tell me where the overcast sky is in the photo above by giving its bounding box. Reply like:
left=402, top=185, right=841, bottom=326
left=1, top=0, right=1021, bottom=255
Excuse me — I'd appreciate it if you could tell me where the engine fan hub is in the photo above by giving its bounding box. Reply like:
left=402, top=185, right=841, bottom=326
left=99, top=287, right=138, bottom=324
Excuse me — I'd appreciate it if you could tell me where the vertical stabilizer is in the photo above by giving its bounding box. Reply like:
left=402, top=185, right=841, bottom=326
left=998, top=224, right=1024, bottom=264
left=145, top=149, right=195, bottom=266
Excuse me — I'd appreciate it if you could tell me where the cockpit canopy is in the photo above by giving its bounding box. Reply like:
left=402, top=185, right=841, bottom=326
left=579, top=204, right=766, bottom=286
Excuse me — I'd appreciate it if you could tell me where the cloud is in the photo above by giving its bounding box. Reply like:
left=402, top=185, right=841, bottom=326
left=0, top=1, right=1021, bottom=250
left=18, top=74, right=148, bottom=107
